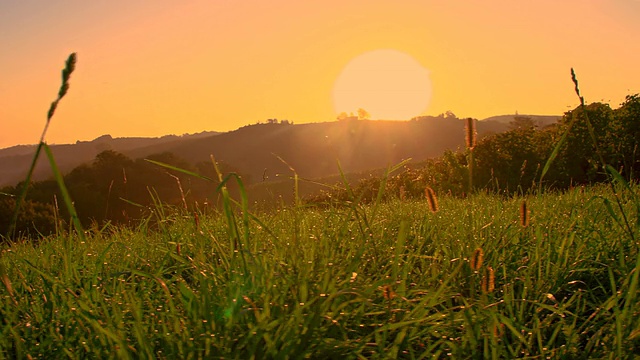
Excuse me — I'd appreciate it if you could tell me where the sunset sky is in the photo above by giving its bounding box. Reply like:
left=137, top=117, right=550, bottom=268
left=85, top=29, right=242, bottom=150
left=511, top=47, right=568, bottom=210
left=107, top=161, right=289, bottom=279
left=1, top=0, right=639, bottom=149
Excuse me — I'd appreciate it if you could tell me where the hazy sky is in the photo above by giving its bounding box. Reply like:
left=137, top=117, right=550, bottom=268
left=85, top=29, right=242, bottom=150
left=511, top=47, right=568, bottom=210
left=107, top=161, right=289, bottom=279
left=1, top=0, right=639, bottom=148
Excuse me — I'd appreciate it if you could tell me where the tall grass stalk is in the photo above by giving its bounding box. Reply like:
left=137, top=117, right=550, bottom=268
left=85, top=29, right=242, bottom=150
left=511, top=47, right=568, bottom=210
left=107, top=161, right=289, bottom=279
left=569, top=69, right=635, bottom=242
left=465, top=117, right=477, bottom=195
left=465, top=118, right=477, bottom=245
left=7, top=53, right=84, bottom=242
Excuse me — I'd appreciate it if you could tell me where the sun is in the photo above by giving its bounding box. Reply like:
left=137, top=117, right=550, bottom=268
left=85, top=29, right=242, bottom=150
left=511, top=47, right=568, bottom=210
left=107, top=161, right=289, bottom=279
left=332, top=49, right=432, bottom=120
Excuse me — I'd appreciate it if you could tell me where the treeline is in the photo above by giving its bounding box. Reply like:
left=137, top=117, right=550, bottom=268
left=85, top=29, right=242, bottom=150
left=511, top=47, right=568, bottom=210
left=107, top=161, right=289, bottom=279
left=1, top=151, right=241, bottom=238
left=307, top=94, right=640, bottom=203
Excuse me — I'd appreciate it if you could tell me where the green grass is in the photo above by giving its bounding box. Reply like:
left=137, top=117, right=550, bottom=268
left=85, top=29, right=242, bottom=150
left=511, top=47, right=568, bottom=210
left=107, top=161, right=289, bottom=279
left=1, top=183, right=639, bottom=359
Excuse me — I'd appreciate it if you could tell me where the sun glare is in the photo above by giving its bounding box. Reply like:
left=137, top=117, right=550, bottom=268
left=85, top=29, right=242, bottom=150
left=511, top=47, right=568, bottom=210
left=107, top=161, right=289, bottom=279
left=332, top=49, right=432, bottom=120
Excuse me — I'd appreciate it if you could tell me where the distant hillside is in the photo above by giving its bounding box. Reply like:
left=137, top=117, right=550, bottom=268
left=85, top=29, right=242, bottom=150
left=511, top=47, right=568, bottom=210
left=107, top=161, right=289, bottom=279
left=0, top=117, right=517, bottom=188
left=0, top=131, right=219, bottom=187
left=126, top=117, right=511, bottom=184
left=481, top=114, right=561, bottom=127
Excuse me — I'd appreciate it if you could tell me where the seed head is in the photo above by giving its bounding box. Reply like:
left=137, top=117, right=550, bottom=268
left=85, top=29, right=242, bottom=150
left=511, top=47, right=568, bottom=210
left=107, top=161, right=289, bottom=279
left=381, top=285, right=396, bottom=300
left=425, top=187, right=439, bottom=213
left=465, top=118, right=477, bottom=149
left=470, top=247, right=484, bottom=271
left=520, top=200, right=529, bottom=227
left=492, top=323, right=505, bottom=337
left=482, top=266, right=495, bottom=293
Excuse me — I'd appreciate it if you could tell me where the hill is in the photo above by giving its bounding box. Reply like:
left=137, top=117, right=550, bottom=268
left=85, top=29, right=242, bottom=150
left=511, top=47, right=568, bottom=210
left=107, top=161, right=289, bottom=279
left=0, top=131, right=219, bottom=187
left=481, top=114, right=561, bottom=127
left=0, top=115, right=542, bottom=188
left=125, top=117, right=511, bottom=184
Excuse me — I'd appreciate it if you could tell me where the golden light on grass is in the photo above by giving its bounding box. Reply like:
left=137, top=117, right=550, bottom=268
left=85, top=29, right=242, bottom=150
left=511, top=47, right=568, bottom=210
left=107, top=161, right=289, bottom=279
left=332, top=49, right=432, bottom=120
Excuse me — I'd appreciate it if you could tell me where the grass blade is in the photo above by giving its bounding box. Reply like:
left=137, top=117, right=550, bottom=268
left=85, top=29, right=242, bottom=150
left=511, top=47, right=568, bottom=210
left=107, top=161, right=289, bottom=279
left=7, top=53, right=77, bottom=238
left=43, top=143, right=85, bottom=242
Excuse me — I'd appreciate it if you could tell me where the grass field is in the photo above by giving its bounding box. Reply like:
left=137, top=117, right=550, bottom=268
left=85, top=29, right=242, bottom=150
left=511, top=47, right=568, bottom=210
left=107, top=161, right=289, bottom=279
left=1, top=183, right=639, bottom=359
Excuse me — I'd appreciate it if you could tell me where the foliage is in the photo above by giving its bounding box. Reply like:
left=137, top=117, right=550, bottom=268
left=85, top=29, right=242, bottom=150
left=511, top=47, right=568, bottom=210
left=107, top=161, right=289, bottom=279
left=307, top=94, right=640, bottom=206
left=473, top=126, right=552, bottom=193
left=610, top=94, right=640, bottom=178
left=1, top=150, right=242, bottom=238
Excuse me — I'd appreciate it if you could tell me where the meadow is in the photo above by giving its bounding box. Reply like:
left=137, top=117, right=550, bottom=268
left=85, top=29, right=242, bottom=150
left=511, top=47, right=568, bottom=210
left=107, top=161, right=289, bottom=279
left=1, top=181, right=639, bottom=358
left=2, top=54, right=640, bottom=359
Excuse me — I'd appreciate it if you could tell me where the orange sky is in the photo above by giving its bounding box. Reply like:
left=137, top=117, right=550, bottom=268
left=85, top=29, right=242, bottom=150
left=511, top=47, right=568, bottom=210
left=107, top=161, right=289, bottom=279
left=1, top=0, right=639, bottom=149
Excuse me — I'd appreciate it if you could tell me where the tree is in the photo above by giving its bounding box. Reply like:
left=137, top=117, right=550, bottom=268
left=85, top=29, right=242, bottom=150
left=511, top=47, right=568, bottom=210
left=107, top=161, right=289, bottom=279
left=357, top=108, right=370, bottom=120
left=0, top=196, right=57, bottom=238
left=473, top=126, right=552, bottom=192
left=610, top=94, right=640, bottom=179
left=509, top=115, right=537, bottom=130
left=557, top=102, right=614, bottom=183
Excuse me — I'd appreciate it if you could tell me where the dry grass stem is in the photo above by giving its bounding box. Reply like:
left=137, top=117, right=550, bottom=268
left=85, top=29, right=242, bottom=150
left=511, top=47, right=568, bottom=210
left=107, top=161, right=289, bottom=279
left=194, top=211, right=200, bottom=231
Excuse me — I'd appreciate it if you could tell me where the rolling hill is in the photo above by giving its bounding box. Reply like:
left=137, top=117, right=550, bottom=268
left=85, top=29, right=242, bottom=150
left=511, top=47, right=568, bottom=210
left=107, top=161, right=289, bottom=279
left=480, top=114, right=561, bottom=128
left=0, top=131, right=219, bottom=187
left=0, top=116, right=554, bottom=188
